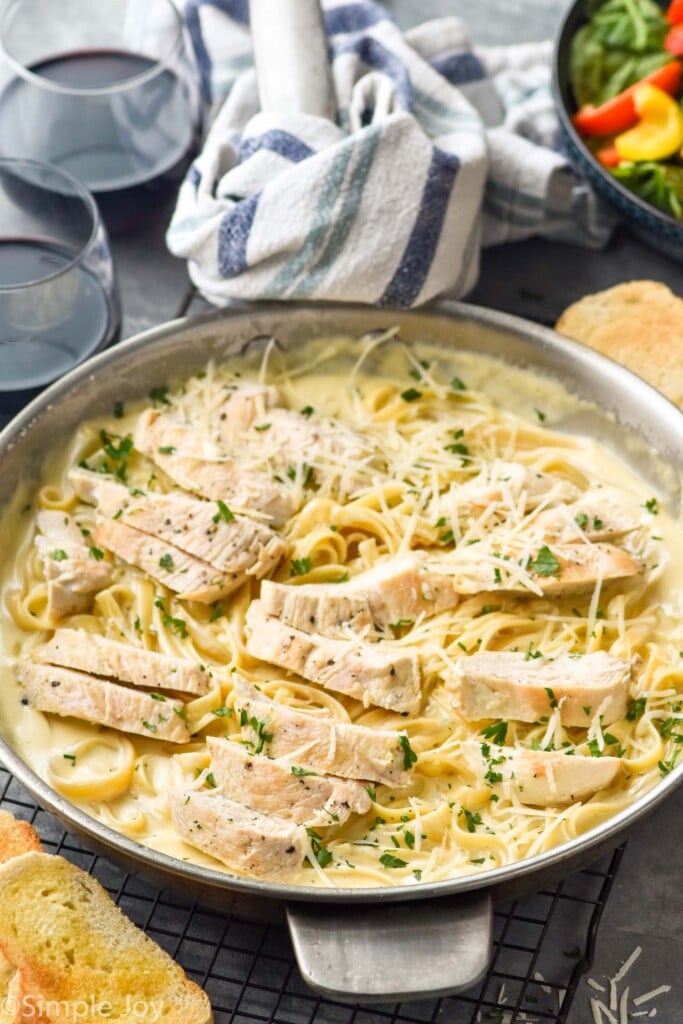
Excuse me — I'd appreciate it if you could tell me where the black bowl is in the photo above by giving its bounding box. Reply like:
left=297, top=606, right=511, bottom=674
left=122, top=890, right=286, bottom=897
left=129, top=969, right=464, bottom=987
left=552, top=0, right=683, bottom=262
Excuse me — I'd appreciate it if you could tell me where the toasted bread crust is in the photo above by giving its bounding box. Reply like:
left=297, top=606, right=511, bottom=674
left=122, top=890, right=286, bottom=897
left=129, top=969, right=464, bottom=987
left=0, top=810, right=42, bottom=864
left=0, top=853, right=212, bottom=1024
left=555, top=281, right=683, bottom=409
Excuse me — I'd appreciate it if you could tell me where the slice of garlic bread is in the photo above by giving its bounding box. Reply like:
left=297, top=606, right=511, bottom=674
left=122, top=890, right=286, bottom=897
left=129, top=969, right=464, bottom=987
left=0, top=809, right=43, bottom=864
left=0, top=852, right=213, bottom=1024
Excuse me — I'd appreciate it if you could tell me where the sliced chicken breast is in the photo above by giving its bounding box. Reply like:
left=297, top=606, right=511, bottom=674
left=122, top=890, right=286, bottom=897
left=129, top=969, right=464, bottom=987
left=461, top=740, right=622, bottom=806
left=33, top=628, right=211, bottom=696
left=207, top=736, right=371, bottom=826
left=169, top=788, right=305, bottom=879
left=260, top=553, right=459, bottom=636
left=218, top=402, right=380, bottom=492
left=233, top=677, right=412, bottom=786
left=448, top=461, right=579, bottom=514
left=450, top=650, right=632, bottom=727
left=245, top=601, right=421, bottom=715
left=94, top=517, right=240, bottom=603
left=70, top=471, right=285, bottom=580
left=531, top=496, right=639, bottom=544
left=216, top=381, right=280, bottom=441
left=447, top=542, right=641, bottom=598
left=16, top=663, right=190, bottom=743
left=133, top=409, right=297, bottom=524
left=35, top=510, right=112, bottom=618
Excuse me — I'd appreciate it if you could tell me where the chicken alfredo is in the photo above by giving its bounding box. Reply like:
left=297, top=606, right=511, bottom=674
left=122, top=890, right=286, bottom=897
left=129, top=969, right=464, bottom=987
left=1, top=335, right=682, bottom=888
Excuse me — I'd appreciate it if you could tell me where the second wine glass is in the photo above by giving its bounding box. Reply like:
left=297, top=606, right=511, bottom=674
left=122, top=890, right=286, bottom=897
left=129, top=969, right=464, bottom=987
left=0, top=0, right=202, bottom=233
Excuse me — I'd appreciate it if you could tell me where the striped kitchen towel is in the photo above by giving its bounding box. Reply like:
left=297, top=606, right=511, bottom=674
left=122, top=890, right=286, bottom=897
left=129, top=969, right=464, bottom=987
left=167, top=0, right=615, bottom=308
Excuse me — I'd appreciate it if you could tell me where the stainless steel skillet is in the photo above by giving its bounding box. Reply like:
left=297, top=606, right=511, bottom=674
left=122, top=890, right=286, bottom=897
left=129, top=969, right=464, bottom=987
left=0, top=300, right=681, bottom=1002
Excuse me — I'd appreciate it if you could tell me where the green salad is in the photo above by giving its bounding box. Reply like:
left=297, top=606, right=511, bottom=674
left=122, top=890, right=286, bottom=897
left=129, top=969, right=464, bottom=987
left=570, top=0, right=683, bottom=219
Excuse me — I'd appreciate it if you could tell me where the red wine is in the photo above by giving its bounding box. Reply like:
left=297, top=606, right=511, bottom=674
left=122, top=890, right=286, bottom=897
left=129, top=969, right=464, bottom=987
left=0, top=50, right=199, bottom=232
left=0, top=239, right=116, bottom=391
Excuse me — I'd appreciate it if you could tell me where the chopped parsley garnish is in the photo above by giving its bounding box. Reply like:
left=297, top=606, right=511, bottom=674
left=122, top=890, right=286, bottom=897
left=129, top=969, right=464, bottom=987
left=142, top=720, right=158, bottom=733
left=379, top=852, right=408, bottom=869
left=113, top=400, right=125, bottom=419
left=535, top=408, right=546, bottom=422
left=63, top=753, right=76, bottom=765
left=154, top=597, right=188, bottom=638
left=306, top=828, right=332, bottom=868
left=658, top=749, right=680, bottom=776
left=544, top=687, right=558, bottom=709
left=365, top=785, right=377, bottom=802
left=149, top=693, right=167, bottom=702
left=291, top=766, right=318, bottom=777
left=400, top=387, right=422, bottom=403
left=213, top=500, right=235, bottom=524
left=444, top=442, right=469, bottom=456
left=51, top=549, right=68, bottom=561
left=399, top=734, right=417, bottom=770
left=211, top=706, right=232, bottom=718
left=300, top=405, right=314, bottom=418
left=149, top=385, right=170, bottom=405
left=158, top=553, right=174, bottom=570
left=209, top=602, right=225, bottom=623
left=450, top=376, right=467, bottom=391
left=245, top=714, right=273, bottom=754
left=574, top=513, right=588, bottom=530
left=204, top=772, right=217, bottom=789
left=287, top=463, right=313, bottom=486
left=99, top=430, right=134, bottom=481
left=645, top=497, right=659, bottom=515
left=327, top=572, right=349, bottom=583
left=390, top=619, right=414, bottom=630
left=480, top=721, right=507, bottom=744
left=253, top=423, right=271, bottom=431
left=290, top=557, right=311, bottom=577
left=158, top=445, right=176, bottom=454
left=403, top=830, right=416, bottom=850
left=460, top=809, right=482, bottom=833
left=529, top=545, right=560, bottom=577
left=89, top=546, right=105, bottom=561
left=626, top=697, right=647, bottom=721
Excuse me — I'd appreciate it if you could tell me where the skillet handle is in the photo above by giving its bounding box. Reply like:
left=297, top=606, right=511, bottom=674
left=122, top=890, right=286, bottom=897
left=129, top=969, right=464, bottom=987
left=286, top=891, right=492, bottom=1003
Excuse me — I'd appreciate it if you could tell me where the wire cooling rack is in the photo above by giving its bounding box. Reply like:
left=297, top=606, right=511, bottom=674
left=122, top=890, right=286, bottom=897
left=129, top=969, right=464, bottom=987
left=0, top=761, right=623, bottom=1024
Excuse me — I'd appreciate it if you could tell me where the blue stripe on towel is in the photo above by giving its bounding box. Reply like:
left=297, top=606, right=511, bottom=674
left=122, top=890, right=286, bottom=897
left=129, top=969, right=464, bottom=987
left=331, top=36, right=412, bottom=110
left=188, top=163, right=201, bottom=189
left=265, top=141, right=356, bottom=297
left=238, top=130, right=315, bottom=164
left=185, top=0, right=251, bottom=102
left=431, top=52, right=487, bottom=86
left=185, top=0, right=214, bottom=104
left=379, top=147, right=460, bottom=308
left=288, top=124, right=381, bottom=297
left=218, top=192, right=260, bottom=277
left=208, top=0, right=249, bottom=24
left=325, top=2, right=390, bottom=36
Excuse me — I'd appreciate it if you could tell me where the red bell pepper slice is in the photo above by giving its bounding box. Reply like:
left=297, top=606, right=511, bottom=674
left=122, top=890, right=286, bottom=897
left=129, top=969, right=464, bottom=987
left=596, top=145, right=622, bottom=167
left=573, top=61, right=682, bottom=136
left=667, top=0, right=683, bottom=25
left=665, top=24, right=683, bottom=54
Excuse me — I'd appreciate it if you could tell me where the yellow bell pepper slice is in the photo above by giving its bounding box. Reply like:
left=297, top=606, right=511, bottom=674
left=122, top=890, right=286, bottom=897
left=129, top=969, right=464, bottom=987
left=614, top=83, right=683, bottom=161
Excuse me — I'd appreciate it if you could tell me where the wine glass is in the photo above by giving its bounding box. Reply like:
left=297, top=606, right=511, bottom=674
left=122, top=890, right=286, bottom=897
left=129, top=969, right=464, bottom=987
left=0, top=158, right=120, bottom=399
left=0, top=0, right=201, bottom=233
